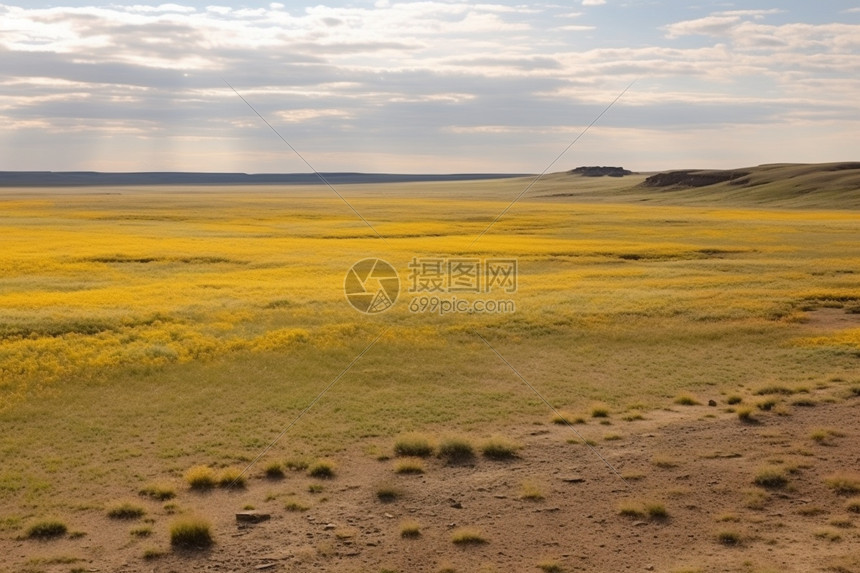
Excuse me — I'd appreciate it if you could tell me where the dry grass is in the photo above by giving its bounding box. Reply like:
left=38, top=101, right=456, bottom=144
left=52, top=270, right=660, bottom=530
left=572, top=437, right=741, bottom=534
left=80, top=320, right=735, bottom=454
left=550, top=411, right=582, bottom=425
left=394, top=457, right=425, bottom=474
left=825, top=473, right=860, bottom=495
left=617, top=499, right=668, bottom=520
left=480, top=436, right=521, bottom=460
left=307, top=459, right=336, bottom=479
left=438, top=436, right=476, bottom=462
left=753, top=466, right=788, bottom=489
left=263, top=461, right=285, bottom=479
left=284, top=499, right=310, bottom=512
left=394, top=432, right=434, bottom=457
left=25, top=519, right=67, bottom=539
left=716, top=529, right=743, bottom=546
left=376, top=484, right=402, bottom=503
left=138, top=483, right=176, bottom=501
left=400, top=520, right=421, bottom=538
left=674, top=393, right=700, bottom=406
left=590, top=405, right=610, bottom=418
left=846, top=498, right=860, bottom=513
left=216, top=467, right=246, bottom=488
left=106, top=501, right=146, bottom=519
left=537, top=559, right=564, bottom=573
left=184, top=465, right=217, bottom=490
left=451, top=527, right=486, bottom=545
left=169, top=517, right=213, bottom=549
left=520, top=480, right=545, bottom=501
left=651, top=455, right=680, bottom=469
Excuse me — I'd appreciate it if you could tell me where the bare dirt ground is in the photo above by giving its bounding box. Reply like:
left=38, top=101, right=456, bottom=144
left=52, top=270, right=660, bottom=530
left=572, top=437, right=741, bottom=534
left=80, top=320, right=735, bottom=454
left=6, top=389, right=859, bottom=573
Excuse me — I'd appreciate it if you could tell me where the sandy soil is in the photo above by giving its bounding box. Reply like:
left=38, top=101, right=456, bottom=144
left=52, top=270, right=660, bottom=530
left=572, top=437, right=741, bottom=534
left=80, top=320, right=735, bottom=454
left=6, top=388, right=859, bottom=573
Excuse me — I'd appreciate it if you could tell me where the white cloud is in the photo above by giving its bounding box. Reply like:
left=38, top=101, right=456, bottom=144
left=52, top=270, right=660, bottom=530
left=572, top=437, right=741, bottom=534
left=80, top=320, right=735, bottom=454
left=582, top=0, right=606, bottom=5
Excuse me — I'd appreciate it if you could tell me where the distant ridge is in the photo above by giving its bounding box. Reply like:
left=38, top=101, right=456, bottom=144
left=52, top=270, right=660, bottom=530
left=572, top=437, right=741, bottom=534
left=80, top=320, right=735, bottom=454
left=0, top=171, right=529, bottom=187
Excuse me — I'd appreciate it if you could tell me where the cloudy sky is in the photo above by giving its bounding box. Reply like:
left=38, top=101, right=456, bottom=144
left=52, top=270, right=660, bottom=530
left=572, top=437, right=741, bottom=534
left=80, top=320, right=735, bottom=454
left=2, top=1, right=859, bottom=173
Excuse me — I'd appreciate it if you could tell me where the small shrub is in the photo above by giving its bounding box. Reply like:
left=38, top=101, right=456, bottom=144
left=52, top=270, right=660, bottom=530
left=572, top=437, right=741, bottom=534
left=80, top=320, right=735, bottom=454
left=130, top=526, right=153, bottom=537
left=814, top=528, right=842, bottom=542
left=754, top=384, right=794, bottom=396
left=376, top=484, right=401, bottom=502
left=743, top=489, right=769, bottom=510
left=308, top=483, right=324, bottom=494
left=480, top=436, right=521, bottom=460
left=792, top=398, right=816, bottom=407
left=394, top=433, right=434, bottom=457
left=756, top=398, right=777, bottom=411
left=307, top=459, right=336, bottom=479
left=736, top=407, right=755, bottom=422
left=520, top=480, right=545, bottom=501
left=438, top=436, right=476, bottom=462
left=726, top=395, right=743, bottom=405
left=26, top=519, right=67, bottom=539
left=169, top=517, right=213, bottom=549
left=754, top=466, right=788, bottom=489
left=394, top=458, right=425, bottom=474
left=263, top=462, right=285, bottom=479
left=829, top=517, right=853, bottom=528
left=618, top=500, right=667, bottom=520
left=142, top=546, right=166, bottom=560
left=825, top=472, right=860, bottom=495
left=651, top=455, right=679, bottom=469
left=284, top=500, right=310, bottom=512
left=644, top=501, right=668, bottom=519
left=550, top=411, right=580, bottom=425
left=284, top=457, right=309, bottom=471
left=797, top=505, right=826, bottom=516
left=604, top=433, right=622, bottom=441
left=400, top=520, right=421, bottom=538
left=537, top=559, right=564, bottom=573
left=163, top=502, right=179, bottom=514
left=846, top=498, right=860, bottom=513
left=217, top=467, right=246, bottom=488
left=184, top=465, right=217, bottom=490
left=107, top=501, right=146, bottom=520
left=139, top=484, right=176, bottom=501
left=617, top=501, right=645, bottom=518
left=717, top=530, right=742, bottom=545
left=590, top=405, right=610, bottom=418
left=674, top=393, right=700, bottom=406
left=451, top=527, right=486, bottom=545
left=622, top=413, right=644, bottom=421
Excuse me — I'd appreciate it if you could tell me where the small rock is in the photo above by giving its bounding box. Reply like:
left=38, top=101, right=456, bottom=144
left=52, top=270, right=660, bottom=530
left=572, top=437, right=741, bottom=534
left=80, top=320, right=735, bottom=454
left=255, top=564, right=277, bottom=571
left=450, top=501, right=463, bottom=509
left=646, top=566, right=655, bottom=571
left=708, top=399, right=717, bottom=407
left=493, top=495, right=507, bottom=499
left=560, top=476, right=585, bottom=483
left=384, top=513, right=394, bottom=519
left=323, top=523, right=336, bottom=530
left=236, top=512, right=271, bottom=524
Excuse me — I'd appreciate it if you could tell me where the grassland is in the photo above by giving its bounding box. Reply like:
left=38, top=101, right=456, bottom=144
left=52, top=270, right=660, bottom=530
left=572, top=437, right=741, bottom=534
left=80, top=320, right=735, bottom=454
left=1, top=172, right=859, bottom=571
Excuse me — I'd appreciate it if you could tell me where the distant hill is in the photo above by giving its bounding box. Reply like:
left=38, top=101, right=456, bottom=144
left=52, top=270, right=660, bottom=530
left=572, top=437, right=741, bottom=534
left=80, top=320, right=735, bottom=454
left=570, top=166, right=633, bottom=177
left=0, top=171, right=528, bottom=187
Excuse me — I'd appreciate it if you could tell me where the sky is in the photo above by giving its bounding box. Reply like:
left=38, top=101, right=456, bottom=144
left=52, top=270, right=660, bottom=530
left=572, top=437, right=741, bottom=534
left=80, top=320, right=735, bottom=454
left=1, top=1, right=859, bottom=173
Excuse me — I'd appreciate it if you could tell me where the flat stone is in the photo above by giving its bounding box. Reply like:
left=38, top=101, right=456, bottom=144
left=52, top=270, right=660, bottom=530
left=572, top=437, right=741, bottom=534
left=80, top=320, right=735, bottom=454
left=255, top=564, right=277, bottom=571
left=236, top=511, right=271, bottom=524
left=560, top=476, right=585, bottom=483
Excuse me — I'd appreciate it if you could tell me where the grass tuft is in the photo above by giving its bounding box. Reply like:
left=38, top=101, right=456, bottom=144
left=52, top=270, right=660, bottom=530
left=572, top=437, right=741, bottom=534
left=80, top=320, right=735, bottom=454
left=25, top=519, right=67, bottom=539
left=307, top=459, right=336, bottom=479
left=520, top=480, right=545, bottom=501
left=846, top=498, right=860, bottom=513
left=451, top=527, right=486, bottom=545
left=130, top=525, right=153, bottom=537
left=107, top=501, right=146, bottom=520
left=263, top=461, right=285, bottom=479
left=284, top=457, right=309, bottom=471
left=376, top=484, right=402, bottom=503
left=674, top=393, right=700, bottom=406
left=438, top=436, right=476, bottom=462
left=184, top=465, right=217, bottom=490
left=480, top=436, right=521, bottom=460
left=590, top=405, right=610, bottom=418
left=726, top=395, right=743, bottom=405
left=537, top=559, right=564, bottom=573
left=716, top=530, right=743, bottom=545
left=400, top=520, right=421, bottom=538
left=394, top=457, right=425, bottom=474
left=169, top=516, right=213, bottom=549
left=736, top=407, right=756, bottom=422
left=551, top=411, right=582, bottom=425
left=216, top=467, right=246, bottom=488
left=753, top=466, right=788, bottom=489
left=394, top=432, right=434, bottom=457
left=139, top=483, right=176, bottom=501
left=825, top=472, right=860, bottom=495
left=284, top=499, right=310, bottom=512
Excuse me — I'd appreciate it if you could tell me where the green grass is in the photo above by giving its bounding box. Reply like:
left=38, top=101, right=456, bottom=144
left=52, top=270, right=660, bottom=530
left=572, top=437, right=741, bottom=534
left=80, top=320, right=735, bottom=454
left=169, top=517, right=213, bottom=549
left=106, top=501, right=146, bottom=519
left=307, top=459, right=336, bottom=479
left=25, top=519, right=67, bottom=539
left=284, top=499, right=311, bottom=512
left=394, top=433, right=434, bottom=458
left=480, top=436, right=521, bottom=460
left=451, top=527, right=486, bottom=545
